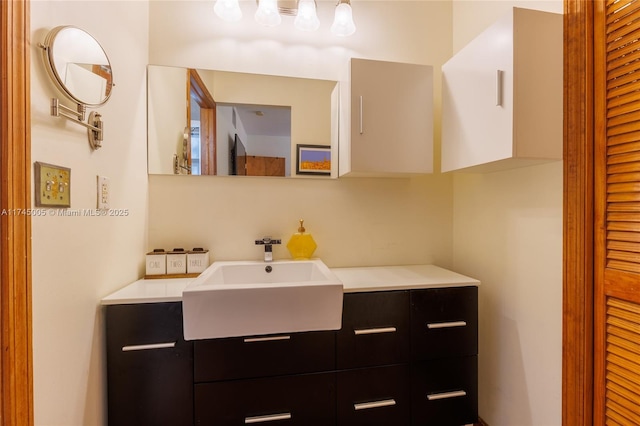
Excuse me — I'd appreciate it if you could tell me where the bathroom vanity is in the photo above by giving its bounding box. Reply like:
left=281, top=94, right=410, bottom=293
left=102, top=265, right=479, bottom=426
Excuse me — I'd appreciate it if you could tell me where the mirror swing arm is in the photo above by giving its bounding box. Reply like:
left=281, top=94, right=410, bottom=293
left=49, top=97, right=104, bottom=150
left=39, top=26, right=114, bottom=151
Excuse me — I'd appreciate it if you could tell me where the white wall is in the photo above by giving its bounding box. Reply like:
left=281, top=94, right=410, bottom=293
left=147, top=66, right=187, bottom=174
left=451, top=2, right=563, bottom=425
left=30, top=1, right=149, bottom=424
left=147, top=1, right=455, bottom=268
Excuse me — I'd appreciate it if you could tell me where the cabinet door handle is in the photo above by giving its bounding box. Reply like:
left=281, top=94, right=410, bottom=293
left=426, top=321, right=467, bottom=329
left=354, top=326, right=397, bottom=335
left=496, top=69, right=504, bottom=106
left=243, top=335, right=291, bottom=343
left=245, top=412, right=292, bottom=424
left=359, top=95, right=364, bottom=134
left=121, top=342, right=176, bottom=352
left=427, top=390, right=467, bottom=401
left=354, top=398, right=397, bottom=411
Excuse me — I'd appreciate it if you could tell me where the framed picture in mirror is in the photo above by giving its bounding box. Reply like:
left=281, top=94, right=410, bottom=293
left=296, top=144, right=331, bottom=176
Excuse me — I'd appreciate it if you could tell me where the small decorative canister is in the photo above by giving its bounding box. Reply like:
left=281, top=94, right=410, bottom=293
left=145, top=249, right=166, bottom=276
left=166, top=248, right=187, bottom=274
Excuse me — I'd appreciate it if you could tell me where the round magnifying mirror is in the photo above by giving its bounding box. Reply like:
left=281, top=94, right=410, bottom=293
left=41, top=26, right=113, bottom=106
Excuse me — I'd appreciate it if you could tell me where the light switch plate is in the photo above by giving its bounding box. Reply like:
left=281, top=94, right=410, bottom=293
left=34, top=162, right=71, bottom=208
left=97, top=175, right=110, bottom=210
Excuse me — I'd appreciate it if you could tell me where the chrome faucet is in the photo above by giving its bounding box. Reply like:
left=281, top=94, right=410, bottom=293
left=255, top=237, right=281, bottom=262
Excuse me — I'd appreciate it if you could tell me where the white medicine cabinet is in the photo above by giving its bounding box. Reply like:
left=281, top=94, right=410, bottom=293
left=441, top=8, right=563, bottom=173
left=339, top=58, right=434, bottom=177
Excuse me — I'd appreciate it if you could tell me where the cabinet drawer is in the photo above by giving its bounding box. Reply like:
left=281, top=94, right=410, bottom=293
left=337, top=291, right=410, bottom=369
left=195, top=372, right=336, bottom=425
left=411, top=356, right=478, bottom=426
left=410, top=287, right=478, bottom=360
left=106, top=302, right=185, bottom=347
left=194, top=331, right=335, bottom=382
left=337, top=365, right=410, bottom=426
left=105, top=303, right=193, bottom=426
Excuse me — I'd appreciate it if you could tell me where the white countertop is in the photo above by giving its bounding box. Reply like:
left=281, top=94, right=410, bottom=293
left=100, top=264, right=479, bottom=305
left=333, top=264, right=479, bottom=293
left=101, top=278, right=193, bottom=305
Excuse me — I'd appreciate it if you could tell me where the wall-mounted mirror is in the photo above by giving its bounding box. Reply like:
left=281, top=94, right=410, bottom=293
left=40, top=25, right=113, bottom=150
left=147, top=65, right=339, bottom=178
left=41, top=26, right=113, bottom=106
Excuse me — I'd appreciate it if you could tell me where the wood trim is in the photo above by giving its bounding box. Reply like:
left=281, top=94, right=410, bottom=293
left=0, top=0, right=34, bottom=425
left=563, top=1, right=595, bottom=425
left=185, top=70, right=192, bottom=173
left=187, top=69, right=217, bottom=175
left=200, top=107, right=216, bottom=175
left=592, top=0, right=607, bottom=422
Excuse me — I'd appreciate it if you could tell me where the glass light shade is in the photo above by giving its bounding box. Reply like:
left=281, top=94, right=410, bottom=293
left=255, top=0, right=282, bottom=27
left=214, top=0, right=242, bottom=22
left=331, top=2, right=356, bottom=36
left=294, top=0, right=320, bottom=32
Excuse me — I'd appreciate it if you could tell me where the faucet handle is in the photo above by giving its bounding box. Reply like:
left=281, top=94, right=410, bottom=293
left=255, top=237, right=281, bottom=245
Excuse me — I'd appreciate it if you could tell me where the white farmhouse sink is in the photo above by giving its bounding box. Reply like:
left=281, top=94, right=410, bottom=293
left=182, top=259, right=343, bottom=340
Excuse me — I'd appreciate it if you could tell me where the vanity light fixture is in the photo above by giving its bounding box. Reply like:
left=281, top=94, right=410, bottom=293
left=294, top=0, right=321, bottom=31
left=213, top=0, right=356, bottom=35
left=331, top=0, right=356, bottom=37
left=255, top=0, right=282, bottom=26
left=214, top=0, right=243, bottom=21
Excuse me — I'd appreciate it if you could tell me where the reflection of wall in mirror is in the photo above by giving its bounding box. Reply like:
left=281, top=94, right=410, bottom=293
left=65, top=63, right=106, bottom=105
left=212, top=71, right=331, bottom=176
left=147, top=66, right=187, bottom=174
left=217, top=105, right=291, bottom=177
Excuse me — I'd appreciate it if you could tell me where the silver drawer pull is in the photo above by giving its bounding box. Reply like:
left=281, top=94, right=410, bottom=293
left=354, top=398, right=396, bottom=411
left=354, top=327, right=397, bottom=335
left=243, top=335, right=291, bottom=343
left=496, top=69, right=504, bottom=106
left=121, top=342, right=176, bottom=352
left=427, top=321, right=467, bottom=329
left=245, top=412, right=292, bottom=424
left=359, top=95, right=364, bottom=134
left=427, top=390, right=467, bottom=401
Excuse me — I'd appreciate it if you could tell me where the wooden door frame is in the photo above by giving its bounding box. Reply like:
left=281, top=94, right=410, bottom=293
left=563, top=0, right=595, bottom=425
left=187, top=69, right=217, bottom=175
left=0, top=0, right=34, bottom=425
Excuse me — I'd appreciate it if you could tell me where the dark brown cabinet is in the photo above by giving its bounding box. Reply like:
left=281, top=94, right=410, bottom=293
left=106, top=286, right=478, bottom=426
left=337, top=364, right=411, bottom=425
left=411, top=286, right=478, bottom=360
left=105, top=302, right=193, bottom=426
left=337, top=291, right=410, bottom=369
left=411, top=356, right=478, bottom=426
left=195, top=372, right=336, bottom=425
left=194, top=331, right=335, bottom=382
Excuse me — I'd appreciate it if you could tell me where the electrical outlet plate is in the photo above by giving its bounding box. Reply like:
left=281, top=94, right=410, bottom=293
left=34, top=162, right=71, bottom=208
left=97, top=176, right=110, bottom=210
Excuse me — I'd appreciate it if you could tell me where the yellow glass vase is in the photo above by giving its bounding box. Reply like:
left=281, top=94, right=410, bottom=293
left=286, top=219, right=317, bottom=260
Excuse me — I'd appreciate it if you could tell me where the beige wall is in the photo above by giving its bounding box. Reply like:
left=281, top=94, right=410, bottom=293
left=147, top=1, right=455, bottom=268
left=451, top=1, right=563, bottom=425
left=31, top=1, right=149, bottom=425
left=147, top=66, right=187, bottom=174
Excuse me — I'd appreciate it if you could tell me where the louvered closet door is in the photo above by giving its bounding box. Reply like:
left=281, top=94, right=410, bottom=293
left=595, top=0, right=640, bottom=424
